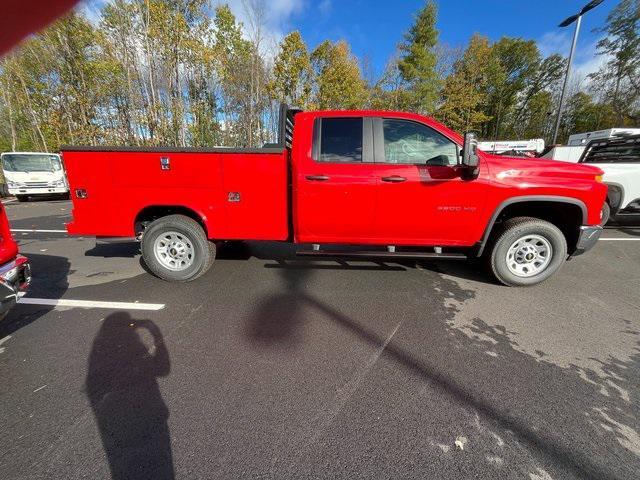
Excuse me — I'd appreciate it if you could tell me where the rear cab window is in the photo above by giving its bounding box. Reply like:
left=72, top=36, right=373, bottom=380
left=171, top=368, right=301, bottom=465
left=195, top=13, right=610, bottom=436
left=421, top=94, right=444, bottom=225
left=315, top=117, right=364, bottom=163
left=582, top=137, right=640, bottom=164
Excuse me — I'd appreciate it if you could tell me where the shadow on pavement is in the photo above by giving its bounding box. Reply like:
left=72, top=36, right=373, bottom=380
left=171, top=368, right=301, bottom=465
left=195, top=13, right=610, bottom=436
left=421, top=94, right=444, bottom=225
left=246, top=264, right=639, bottom=479
left=86, top=312, right=174, bottom=480
left=85, top=242, right=140, bottom=258
left=219, top=241, right=494, bottom=281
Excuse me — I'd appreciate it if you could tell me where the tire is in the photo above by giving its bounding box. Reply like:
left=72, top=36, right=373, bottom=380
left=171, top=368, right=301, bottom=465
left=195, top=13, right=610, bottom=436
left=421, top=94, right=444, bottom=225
left=141, top=214, right=215, bottom=282
left=16, top=195, right=28, bottom=202
left=601, top=202, right=611, bottom=225
left=486, top=217, right=567, bottom=287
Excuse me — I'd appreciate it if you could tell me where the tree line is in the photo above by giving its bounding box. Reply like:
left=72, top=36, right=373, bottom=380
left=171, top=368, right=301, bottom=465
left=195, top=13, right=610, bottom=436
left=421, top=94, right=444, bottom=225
left=0, top=0, right=638, bottom=153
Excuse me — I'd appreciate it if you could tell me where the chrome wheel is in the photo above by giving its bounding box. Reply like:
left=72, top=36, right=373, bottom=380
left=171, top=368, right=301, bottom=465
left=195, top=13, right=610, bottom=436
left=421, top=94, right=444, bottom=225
left=153, top=231, right=195, bottom=271
left=505, top=234, right=552, bottom=278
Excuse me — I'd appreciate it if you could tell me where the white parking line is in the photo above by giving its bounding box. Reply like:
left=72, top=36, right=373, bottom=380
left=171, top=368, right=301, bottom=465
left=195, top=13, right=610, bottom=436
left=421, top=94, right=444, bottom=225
left=599, top=238, right=640, bottom=241
left=17, top=296, right=164, bottom=311
left=10, top=229, right=67, bottom=233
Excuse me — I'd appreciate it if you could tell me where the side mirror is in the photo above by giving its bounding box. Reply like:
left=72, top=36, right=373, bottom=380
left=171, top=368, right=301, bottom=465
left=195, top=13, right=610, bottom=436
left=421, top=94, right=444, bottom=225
left=462, top=132, right=479, bottom=168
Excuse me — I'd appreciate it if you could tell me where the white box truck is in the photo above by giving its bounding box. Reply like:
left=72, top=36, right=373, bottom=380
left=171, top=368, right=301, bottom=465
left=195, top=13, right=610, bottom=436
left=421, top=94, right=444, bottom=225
left=1, top=152, right=69, bottom=201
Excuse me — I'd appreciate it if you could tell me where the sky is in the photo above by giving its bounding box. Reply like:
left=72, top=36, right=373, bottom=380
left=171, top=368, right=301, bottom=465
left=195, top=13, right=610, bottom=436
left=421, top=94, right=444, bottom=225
left=83, top=0, right=619, bottom=81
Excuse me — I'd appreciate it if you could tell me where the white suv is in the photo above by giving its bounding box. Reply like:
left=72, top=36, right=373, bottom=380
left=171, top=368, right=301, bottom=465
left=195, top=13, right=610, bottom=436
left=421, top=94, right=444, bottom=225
left=579, top=135, right=640, bottom=224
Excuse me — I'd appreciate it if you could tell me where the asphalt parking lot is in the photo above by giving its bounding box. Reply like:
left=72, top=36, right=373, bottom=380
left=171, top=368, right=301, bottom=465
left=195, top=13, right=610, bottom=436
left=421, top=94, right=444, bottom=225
left=0, top=198, right=638, bottom=480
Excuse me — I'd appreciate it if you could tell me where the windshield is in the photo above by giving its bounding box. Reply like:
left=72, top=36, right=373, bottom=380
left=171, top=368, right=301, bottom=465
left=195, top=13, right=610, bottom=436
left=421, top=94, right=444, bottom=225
left=2, top=154, right=62, bottom=173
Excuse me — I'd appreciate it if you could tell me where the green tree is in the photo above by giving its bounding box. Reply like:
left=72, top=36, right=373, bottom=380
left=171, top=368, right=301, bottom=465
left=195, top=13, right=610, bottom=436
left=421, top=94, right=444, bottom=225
left=397, top=0, right=440, bottom=114
left=589, top=0, right=640, bottom=125
left=310, top=40, right=367, bottom=110
left=268, top=31, right=312, bottom=109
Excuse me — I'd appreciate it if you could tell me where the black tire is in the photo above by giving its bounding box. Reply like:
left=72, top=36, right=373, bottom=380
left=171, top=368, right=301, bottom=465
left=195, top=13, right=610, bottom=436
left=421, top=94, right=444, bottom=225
left=601, top=202, right=611, bottom=225
left=141, top=214, right=215, bottom=282
left=16, top=195, right=28, bottom=202
left=486, top=217, right=567, bottom=287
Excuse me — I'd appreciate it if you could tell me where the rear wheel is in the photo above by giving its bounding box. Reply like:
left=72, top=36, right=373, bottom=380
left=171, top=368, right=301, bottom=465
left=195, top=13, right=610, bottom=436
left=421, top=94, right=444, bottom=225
left=487, top=217, right=567, bottom=287
left=141, top=214, right=215, bottom=282
left=16, top=195, right=28, bottom=202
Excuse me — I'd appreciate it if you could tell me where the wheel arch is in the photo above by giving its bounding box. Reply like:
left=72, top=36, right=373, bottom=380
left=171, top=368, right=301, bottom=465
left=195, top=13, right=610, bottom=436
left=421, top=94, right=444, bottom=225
left=135, top=205, right=209, bottom=237
left=604, top=182, right=624, bottom=213
left=477, top=196, right=587, bottom=257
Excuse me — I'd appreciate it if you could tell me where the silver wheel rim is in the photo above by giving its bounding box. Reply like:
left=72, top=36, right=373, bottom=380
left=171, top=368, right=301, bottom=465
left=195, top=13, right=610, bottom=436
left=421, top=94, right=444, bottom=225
left=505, top=234, right=553, bottom=278
left=153, top=231, right=195, bottom=271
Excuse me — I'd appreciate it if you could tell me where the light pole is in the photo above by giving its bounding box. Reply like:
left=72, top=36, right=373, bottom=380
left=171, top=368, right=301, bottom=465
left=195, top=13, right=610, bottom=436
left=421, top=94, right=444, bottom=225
left=552, top=0, right=605, bottom=145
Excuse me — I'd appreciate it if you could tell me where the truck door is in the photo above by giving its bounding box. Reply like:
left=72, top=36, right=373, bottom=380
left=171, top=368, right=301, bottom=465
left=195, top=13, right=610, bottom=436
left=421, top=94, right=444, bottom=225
left=372, top=117, right=486, bottom=245
left=295, top=116, right=378, bottom=243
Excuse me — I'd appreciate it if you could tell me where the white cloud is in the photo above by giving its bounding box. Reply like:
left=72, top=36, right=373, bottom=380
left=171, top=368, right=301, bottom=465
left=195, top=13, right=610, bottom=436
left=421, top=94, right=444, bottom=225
left=319, top=0, right=332, bottom=17
left=217, top=0, right=305, bottom=56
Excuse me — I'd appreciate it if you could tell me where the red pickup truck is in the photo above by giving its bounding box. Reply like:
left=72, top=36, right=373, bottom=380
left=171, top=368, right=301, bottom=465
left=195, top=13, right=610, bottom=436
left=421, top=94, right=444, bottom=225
left=62, top=105, right=606, bottom=286
left=0, top=203, right=30, bottom=319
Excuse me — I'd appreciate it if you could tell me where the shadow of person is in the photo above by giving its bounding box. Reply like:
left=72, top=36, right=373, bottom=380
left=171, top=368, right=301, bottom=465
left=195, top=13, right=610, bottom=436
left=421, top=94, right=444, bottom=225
left=85, top=312, right=174, bottom=480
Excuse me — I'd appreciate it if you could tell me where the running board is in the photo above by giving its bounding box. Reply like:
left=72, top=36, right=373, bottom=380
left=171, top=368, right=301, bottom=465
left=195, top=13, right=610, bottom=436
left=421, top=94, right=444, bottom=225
left=296, top=250, right=467, bottom=260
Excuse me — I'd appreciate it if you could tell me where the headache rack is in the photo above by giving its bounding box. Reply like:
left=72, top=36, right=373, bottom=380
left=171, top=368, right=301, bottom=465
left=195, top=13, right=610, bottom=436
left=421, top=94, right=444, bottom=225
left=578, top=134, right=640, bottom=164
left=264, top=103, right=302, bottom=150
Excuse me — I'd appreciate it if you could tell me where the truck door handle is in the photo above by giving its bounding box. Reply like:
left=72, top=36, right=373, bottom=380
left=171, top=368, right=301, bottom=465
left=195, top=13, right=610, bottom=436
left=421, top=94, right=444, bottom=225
left=381, top=176, right=407, bottom=183
left=306, top=175, right=330, bottom=181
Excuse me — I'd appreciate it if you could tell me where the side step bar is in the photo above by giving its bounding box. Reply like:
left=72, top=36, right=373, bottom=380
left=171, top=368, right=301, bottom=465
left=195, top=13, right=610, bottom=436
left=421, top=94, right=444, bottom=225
left=296, top=250, right=467, bottom=260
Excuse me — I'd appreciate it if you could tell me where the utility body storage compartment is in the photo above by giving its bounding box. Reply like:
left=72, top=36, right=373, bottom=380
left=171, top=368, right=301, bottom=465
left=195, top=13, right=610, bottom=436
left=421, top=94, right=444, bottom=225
left=62, top=147, right=289, bottom=241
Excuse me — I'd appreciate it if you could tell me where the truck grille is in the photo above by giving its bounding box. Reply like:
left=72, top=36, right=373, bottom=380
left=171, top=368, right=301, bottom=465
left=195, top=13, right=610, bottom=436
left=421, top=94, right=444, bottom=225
left=25, top=182, right=49, bottom=188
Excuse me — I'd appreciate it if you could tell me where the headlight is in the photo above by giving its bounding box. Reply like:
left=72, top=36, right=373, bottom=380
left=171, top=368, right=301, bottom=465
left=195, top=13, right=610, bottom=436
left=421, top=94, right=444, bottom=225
left=7, top=181, right=18, bottom=188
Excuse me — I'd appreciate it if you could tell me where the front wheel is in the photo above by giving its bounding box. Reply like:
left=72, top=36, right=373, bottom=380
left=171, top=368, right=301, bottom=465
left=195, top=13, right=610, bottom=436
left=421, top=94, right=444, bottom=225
left=16, top=195, right=28, bottom=202
left=487, top=217, right=567, bottom=287
left=141, top=214, right=215, bottom=282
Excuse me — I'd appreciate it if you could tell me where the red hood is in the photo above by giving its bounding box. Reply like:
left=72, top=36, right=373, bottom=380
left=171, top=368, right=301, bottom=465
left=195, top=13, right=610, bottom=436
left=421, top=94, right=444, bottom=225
left=483, top=153, right=604, bottom=181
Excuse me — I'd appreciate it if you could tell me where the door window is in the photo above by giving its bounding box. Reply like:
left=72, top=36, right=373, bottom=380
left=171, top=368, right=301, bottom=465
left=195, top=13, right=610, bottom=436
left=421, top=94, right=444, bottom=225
left=382, top=119, right=458, bottom=165
left=318, top=118, right=363, bottom=163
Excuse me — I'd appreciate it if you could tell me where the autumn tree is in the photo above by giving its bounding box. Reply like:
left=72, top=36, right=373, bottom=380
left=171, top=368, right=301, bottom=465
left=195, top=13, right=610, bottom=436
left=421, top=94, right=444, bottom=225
left=268, top=31, right=312, bottom=109
left=436, top=34, right=492, bottom=132
left=310, top=40, right=367, bottom=110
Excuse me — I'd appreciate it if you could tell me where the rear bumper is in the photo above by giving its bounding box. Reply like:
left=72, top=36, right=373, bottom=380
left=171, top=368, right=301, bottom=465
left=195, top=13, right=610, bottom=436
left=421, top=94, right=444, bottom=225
left=572, top=225, right=602, bottom=256
left=0, top=255, right=31, bottom=321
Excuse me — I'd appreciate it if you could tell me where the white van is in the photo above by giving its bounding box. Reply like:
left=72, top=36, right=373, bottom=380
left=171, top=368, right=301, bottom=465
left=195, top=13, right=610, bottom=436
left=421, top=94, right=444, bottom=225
left=1, top=152, right=69, bottom=201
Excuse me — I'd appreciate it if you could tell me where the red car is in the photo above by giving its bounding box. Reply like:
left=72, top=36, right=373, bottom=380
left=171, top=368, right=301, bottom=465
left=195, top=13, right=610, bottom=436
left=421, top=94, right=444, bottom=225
left=62, top=106, right=606, bottom=286
left=0, top=203, right=30, bottom=320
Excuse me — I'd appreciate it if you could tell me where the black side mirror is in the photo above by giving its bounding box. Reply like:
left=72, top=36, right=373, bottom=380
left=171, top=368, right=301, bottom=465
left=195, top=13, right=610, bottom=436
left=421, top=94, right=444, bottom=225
left=462, top=132, right=479, bottom=167
left=461, top=132, right=480, bottom=179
